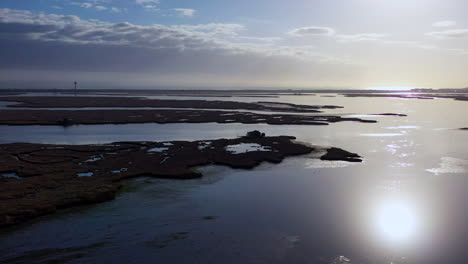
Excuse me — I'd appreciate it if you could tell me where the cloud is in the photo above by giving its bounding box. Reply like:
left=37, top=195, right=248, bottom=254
left=174, top=8, right=196, bottom=17
left=0, top=8, right=243, bottom=54
left=0, top=8, right=359, bottom=88
left=426, top=29, right=468, bottom=39
left=143, top=5, right=158, bottom=10
left=336, top=33, right=387, bottom=42
left=432, top=20, right=457, bottom=27
left=289, top=25, right=385, bottom=43
left=380, top=40, right=468, bottom=55
left=135, top=0, right=159, bottom=10
left=72, top=2, right=94, bottom=9
left=110, top=7, right=126, bottom=13
left=135, top=0, right=159, bottom=4
left=95, top=6, right=107, bottom=11
left=288, top=26, right=335, bottom=37
left=287, top=24, right=467, bottom=56
left=71, top=1, right=116, bottom=12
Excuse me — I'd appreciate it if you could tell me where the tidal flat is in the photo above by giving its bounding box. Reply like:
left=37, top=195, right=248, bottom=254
left=1, top=92, right=468, bottom=264
left=1, top=135, right=362, bottom=227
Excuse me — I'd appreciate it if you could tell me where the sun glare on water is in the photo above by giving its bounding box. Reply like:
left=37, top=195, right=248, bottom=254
left=374, top=199, right=420, bottom=244
left=368, top=86, right=415, bottom=91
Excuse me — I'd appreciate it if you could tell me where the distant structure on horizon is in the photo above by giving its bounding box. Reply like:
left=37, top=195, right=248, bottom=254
left=412, top=87, right=468, bottom=93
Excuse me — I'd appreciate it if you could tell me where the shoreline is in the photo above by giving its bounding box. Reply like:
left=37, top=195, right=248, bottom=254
left=0, top=109, right=377, bottom=126
left=342, top=93, right=468, bottom=102
left=0, top=135, right=361, bottom=227
left=0, top=96, right=342, bottom=113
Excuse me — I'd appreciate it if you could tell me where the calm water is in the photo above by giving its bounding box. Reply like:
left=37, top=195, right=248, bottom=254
left=1, top=95, right=468, bottom=263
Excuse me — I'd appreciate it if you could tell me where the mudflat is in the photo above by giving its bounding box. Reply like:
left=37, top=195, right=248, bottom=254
left=0, top=134, right=361, bottom=227
left=0, top=96, right=343, bottom=113
left=0, top=109, right=376, bottom=126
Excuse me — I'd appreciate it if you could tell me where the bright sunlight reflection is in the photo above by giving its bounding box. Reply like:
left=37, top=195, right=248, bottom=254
left=368, top=86, right=415, bottom=91
left=375, top=199, right=419, bottom=244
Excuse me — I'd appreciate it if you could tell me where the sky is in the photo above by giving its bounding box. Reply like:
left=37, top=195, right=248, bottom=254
left=0, top=0, right=467, bottom=89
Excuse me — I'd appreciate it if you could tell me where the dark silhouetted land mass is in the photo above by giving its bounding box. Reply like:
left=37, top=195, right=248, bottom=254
left=0, top=109, right=377, bottom=126
left=0, top=135, right=361, bottom=227
left=321, top=147, right=362, bottom=162
left=370, top=113, right=407, bottom=117
left=0, top=96, right=342, bottom=113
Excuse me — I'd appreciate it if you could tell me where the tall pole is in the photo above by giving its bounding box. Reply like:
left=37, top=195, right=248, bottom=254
left=74, top=81, right=77, bottom=96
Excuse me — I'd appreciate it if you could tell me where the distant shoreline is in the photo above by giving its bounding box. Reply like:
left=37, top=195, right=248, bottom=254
left=0, top=87, right=467, bottom=95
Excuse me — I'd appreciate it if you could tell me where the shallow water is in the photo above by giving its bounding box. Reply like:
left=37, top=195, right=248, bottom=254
left=1, top=95, right=468, bottom=263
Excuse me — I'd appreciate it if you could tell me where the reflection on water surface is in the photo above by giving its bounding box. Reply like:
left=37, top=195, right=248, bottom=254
left=1, top=95, right=468, bottom=263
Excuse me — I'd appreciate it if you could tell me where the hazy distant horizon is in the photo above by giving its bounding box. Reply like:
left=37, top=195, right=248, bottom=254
left=1, top=85, right=467, bottom=92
